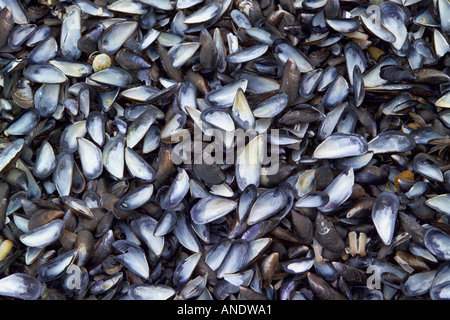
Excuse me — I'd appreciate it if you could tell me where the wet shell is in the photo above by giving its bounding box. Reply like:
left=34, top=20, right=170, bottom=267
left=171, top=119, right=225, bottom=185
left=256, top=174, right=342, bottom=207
left=372, top=192, right=399, bottom=246
left=0, top=0, right=448, bottom=303
left=191, top=196, right=237, bottom=224
left=313, top=133, right=368, bottom=159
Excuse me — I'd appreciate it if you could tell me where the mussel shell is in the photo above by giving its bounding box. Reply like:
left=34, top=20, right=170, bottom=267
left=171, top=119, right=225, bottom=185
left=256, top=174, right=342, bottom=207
left=113, top=240, right=149, bottom=279
left=402, top=270, right=437, bottom=296
left=89, top=67, right=132, bottom=88
left=53, top=153, right=74, bottom=197
left=313, top=133, right=368, bottom=159
left=154, top=211, right=177, bottom=236
left=77, top=138, right=103, bottom=180
left=24, top=64, right=67, bottom=84
left=98, top=21, right=138, bottom=55
left=173, top=214, right=201, bottom=253
left=125, top=147, right=156, bottom=182
left=216, top=239, right=249, bottom=278
left=247, top=188, right=287, bottom=225
left=60, top=121, right=87, bottom=154
left=430, top=262, right=450, bottom=299
left=368, top=131, right=416, bottom=154
left=0, top=139, right=25, bottom=173
left=318, top=168, right=354, bottom=213
left=20, top=219, right=65, bottom=248
left=131, top=216, right=164, bottom=256
left=128, top=284, right=175, bottom=300
left=253, top=93, right=289, bottom=118
left=36, top=249, right=78, bottom=282
left=86, top=112, right=106, bottom=147
left=33, top=141, right=56, bottom=179
left=413, top=158, right=444, bottom=182
left=281, top=258, right=314, bottom=275
left=424, top=228, right=450, bottom=261
left=372, top=192, right=399, bottom=246
left=295, top=191, right=329, bottom=208
left=5, top=109, right=39, bottom=136
left=191, top=196, right=237, bottom=225
left=28, top=37, right=57, bottom=64
left=103, top=134, right=125, bottom=180
left=0, top=274, right=42, bottom=300
left=183, top=2, right=221, bottom=24
left=115, top=184, right=154, bottom=211
left=205, top=80, right=248, bottom=108
left=425, top=195, right=450, bottom=216
left=273, top=39, right=313, bottom=73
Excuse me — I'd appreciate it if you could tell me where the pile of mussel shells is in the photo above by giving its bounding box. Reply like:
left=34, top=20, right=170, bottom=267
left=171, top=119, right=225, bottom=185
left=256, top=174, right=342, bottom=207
left=0, top=0, right=448, bottom=300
